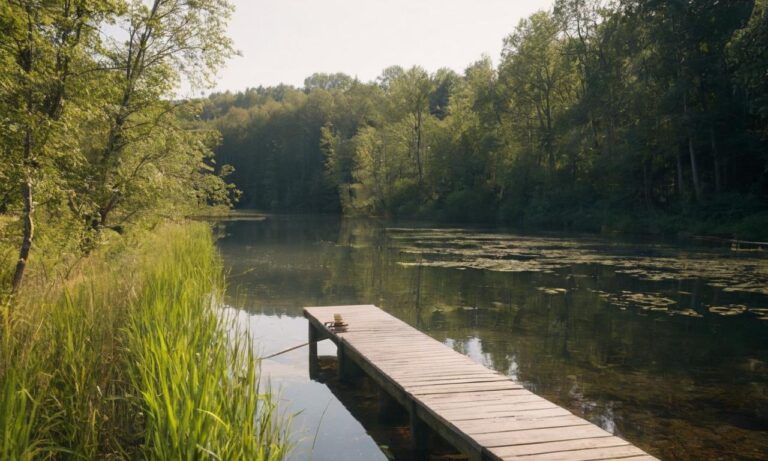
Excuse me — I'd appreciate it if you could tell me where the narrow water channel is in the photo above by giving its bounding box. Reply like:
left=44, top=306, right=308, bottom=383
left=217, top=215, right=768, bottom=461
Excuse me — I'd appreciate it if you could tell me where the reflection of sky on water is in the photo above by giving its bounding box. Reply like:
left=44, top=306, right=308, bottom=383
left=444, top=336, right=521, bottom=385
left=224, top=307, right=387, bottom=461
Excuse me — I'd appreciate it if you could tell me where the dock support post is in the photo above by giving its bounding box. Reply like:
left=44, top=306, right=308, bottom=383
left=378, top=388, right=402, bottom=423
left=308, top=322, right=319, bottom=380
left=337, top=341, right=365, bottom=383
left=337, top=341, right=351, bottom=383
left=410, top=403, right=429, bottom=460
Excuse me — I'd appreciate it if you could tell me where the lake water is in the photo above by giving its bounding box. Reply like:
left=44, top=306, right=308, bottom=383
left=217, top=215, right=768, bottom=461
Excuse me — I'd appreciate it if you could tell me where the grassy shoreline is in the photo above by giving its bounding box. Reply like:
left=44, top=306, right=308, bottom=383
left=0, top=223, right=287, bottom=459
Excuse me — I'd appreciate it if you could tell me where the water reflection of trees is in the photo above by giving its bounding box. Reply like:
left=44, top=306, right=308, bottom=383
left=221, top=217, right=768, bottom=460
left=334, top=219, right=768, bottom=460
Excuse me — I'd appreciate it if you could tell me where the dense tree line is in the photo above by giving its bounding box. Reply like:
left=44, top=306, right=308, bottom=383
left=205, top=0, right=768, bottom=237
left=0, top=0, right=237, bottom=293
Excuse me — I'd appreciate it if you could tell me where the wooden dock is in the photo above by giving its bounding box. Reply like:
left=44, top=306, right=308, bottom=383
left=304, top=305, right=658, bottom=461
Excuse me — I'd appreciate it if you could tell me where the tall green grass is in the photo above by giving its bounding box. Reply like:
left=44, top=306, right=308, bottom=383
left=0, top=223, right=287, bottom=459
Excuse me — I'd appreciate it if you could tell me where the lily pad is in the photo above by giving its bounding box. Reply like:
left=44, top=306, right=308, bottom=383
left=669, top=309, right=704, bottom=318
left=708, top=305, right=748, bottom=316
left=536, top=287, right=567, bottom=295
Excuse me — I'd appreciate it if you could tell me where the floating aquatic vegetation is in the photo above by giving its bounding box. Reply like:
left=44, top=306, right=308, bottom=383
left=747, top=308, right=768, bottom=320
left=628, top=293, right=675, bottom=304
left=625, top=293, right=677, bottom=310
left=614, top=268, right=684, bottom=282
left=397, top=258, right=557, bottom=273
left=388, top=228, right=768, bottom=297
left=722, top=283, right=767, bottom=294
left=595, top=290, right=677, bottom=311
left=707, top=304, right=748, bottom=316
left=668, top=309, right=704, bottom=318
left=536, top=287, right=568, bottom=295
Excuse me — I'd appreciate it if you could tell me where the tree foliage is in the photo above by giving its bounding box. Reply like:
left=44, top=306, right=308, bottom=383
left=205, top=0, right=767, bottom=237
left=0, top=0, right=237, bottom=293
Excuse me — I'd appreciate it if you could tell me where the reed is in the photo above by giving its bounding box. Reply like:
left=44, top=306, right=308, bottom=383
left=0, top=223, right=287, bottom=459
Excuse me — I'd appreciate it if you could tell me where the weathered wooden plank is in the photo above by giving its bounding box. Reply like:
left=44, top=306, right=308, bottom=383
left=474, top=425, right=613, bottom=448
left=455, top=415, right=591, bottom=435
left=437, top=405, right=558, bottom=419
left=418, top=389, right=536, bottom=404
left=410, top=381, right=525, bottom=395
left=389, top=369, right=501, bottom=378
left=365, top=354, right=474, bottom=364
left=354, top=343, right=462, bottom=354
left=441, top=407, right=571, bottom=422
left=612, top=457, right=658, bottom=461
left=380, top=355, right=490, bottom=366
left=487, top=437, right=629, bottom=458
left=303, top=305, right=657, bottom=461
left=359, top=346, right=471, bottom=356
left=391, top=372, right=503, bottom=382
left=398, top=376, right=511, bottom=387
left=394, top=370, right=504, bottom=378
left=342, top=335, right=429, bottom=341
left=511, top=444, right=650, bottom=461
left=357, top=345, right=471, bottom=354
left=425, top=397, right=549, bottom=412
left=392, top=367, right=501, bottom=376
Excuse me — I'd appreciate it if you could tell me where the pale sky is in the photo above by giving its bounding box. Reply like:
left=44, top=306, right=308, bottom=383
left=208, top=0, right=553, bottom=93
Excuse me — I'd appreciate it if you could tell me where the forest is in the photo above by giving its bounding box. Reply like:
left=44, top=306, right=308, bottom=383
left=204, top=0, right=768, bottom=238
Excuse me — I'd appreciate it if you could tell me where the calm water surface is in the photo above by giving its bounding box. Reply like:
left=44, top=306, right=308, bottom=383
left=217, top=215, right=768, bottom=461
